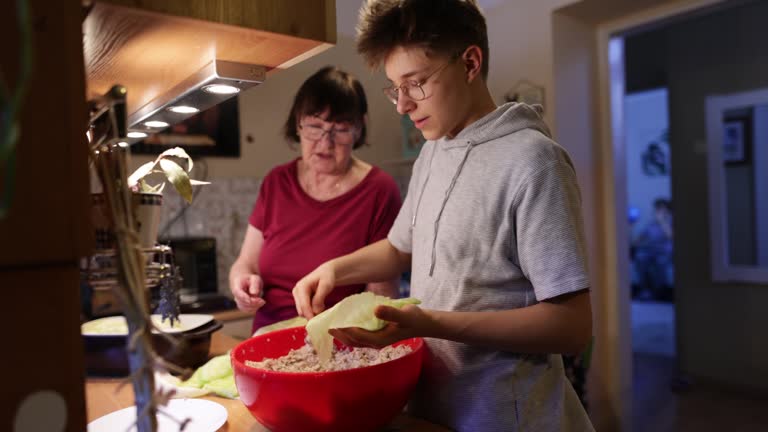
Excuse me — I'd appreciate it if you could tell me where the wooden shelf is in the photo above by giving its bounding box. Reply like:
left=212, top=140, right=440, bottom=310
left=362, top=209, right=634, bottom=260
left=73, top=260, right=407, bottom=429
left=84, top=0, right=336, bottom=120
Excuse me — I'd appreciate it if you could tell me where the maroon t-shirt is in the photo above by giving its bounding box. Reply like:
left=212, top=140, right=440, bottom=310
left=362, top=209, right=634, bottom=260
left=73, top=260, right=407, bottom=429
left=249, top=158, right=401, bottom=332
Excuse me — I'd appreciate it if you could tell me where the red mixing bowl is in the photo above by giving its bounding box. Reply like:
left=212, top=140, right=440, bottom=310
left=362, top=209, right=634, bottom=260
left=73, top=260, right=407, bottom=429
left=231, top=326, right=424, bottom=432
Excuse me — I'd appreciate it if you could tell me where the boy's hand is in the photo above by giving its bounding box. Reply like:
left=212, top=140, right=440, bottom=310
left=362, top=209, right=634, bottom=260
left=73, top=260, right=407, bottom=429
left=293, top=262, right=337, bottom=319
left=329, top=304, right=430, bottom=348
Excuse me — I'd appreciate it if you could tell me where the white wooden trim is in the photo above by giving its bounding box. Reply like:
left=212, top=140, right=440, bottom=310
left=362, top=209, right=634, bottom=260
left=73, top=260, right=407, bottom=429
left=705, top=87, right=768, bottom=283
left=755, top=106, right=768, bottom=266
left=594, top=0, right=726, bottom=431
left=596, top=33, right=636, bottom=429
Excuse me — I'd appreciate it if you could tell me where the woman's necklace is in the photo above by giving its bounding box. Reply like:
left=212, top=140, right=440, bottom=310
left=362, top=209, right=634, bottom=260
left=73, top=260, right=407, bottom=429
left=301, top=160, right=355, bottom=200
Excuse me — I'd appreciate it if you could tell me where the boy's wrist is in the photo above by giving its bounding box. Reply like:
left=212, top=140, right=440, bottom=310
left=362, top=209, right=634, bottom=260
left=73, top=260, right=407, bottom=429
left=422, top=309, right=447, bottom=339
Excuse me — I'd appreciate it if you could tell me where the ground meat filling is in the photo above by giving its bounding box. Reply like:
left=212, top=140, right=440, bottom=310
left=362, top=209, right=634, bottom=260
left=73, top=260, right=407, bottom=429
left=245, top=344, right=412, bottom=372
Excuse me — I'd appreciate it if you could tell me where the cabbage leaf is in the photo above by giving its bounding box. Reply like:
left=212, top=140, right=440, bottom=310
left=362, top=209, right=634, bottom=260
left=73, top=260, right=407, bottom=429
left=305, top=292, right=420, bottom=364
left=180, top=353, right=238, bottom=398
left=253, top=315, right=308, bottom=336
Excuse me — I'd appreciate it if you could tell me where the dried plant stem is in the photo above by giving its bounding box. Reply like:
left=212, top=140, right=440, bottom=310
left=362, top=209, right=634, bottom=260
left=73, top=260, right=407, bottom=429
left=127, top=325, right=158, bottom=432
left=94, top=144, right=158, bottom=432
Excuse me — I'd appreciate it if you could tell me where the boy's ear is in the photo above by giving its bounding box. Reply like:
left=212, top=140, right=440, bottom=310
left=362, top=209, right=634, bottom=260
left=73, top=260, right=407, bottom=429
left=461, top=45, right=484, bottom=83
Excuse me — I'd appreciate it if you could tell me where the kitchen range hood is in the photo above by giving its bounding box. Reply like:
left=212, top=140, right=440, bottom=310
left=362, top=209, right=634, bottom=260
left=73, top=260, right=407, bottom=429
left=82, top=0, right=336, bottom=144
left=124, top=60, right=266, bottom=144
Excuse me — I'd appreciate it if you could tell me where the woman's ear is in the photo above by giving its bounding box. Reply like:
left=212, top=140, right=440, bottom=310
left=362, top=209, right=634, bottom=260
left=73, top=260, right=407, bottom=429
left=461, top=45, right=484, bottom=84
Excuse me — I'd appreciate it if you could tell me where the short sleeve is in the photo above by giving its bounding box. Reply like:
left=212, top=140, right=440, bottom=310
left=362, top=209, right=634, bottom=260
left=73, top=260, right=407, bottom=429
left=249, top=177, right=269, bottom=230
left=368, top=173, right=402, bottom=243
left=514, top=156, right=591, bottom=301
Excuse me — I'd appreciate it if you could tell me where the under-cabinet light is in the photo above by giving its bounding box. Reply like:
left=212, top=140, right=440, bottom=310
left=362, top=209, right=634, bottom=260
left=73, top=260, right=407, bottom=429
left=167, top=105, right=200, bottom=114
left=202, top=84, right=241, bottom=95
left=123, top=60, right=265, bottom=146
left=144, top=120, right=169, bottom=128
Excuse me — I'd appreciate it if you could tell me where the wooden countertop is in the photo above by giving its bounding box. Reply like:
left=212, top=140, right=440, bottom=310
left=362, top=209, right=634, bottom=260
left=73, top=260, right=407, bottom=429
left=85, top=332, right=448, bottom=431
left=211, top=308, right=253, bottom=322
left=86, top=333, right=258, bottom=430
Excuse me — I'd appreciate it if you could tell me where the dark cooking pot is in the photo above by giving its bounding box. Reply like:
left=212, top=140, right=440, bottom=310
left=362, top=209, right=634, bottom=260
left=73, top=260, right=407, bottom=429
left=82, top=319, right=223, bottom=376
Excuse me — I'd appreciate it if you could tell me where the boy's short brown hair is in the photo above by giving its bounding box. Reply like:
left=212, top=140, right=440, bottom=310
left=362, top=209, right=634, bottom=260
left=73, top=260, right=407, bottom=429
left=356, top=0, right=489, bottom=79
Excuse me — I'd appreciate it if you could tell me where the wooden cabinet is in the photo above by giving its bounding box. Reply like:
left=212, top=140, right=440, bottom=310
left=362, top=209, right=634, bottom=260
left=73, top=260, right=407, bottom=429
left=2, top=1, right=335, bottom=430
left=0, top=1, right=93, bottom=267
left=1, top=1, right=91, bottom=428
left=83, top=0, right=336, bottom=123
left=1, top=266, right=87, bottom=431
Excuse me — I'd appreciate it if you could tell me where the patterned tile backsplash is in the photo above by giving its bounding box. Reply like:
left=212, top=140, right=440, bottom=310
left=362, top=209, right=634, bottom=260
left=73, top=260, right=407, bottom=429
left=158, top=177, right=261, bottom=295
left=158, top=175, right=411, bottom=296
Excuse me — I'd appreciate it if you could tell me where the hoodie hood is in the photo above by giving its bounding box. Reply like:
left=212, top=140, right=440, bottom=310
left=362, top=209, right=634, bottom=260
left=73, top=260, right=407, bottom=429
left=414, top=102, right=552, bottom=276
left=443, top=102, right=551, bottom=148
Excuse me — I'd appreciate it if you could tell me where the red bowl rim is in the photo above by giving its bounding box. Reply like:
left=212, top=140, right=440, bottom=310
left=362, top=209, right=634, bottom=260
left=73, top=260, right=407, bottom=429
left=230, top=326, right=424, bottom=377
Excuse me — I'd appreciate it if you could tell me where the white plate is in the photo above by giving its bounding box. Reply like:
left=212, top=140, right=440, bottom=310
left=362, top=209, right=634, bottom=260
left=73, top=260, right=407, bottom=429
left=81, top=314, right=214, bottom=336
left=88, top=399, right=227, bottom=432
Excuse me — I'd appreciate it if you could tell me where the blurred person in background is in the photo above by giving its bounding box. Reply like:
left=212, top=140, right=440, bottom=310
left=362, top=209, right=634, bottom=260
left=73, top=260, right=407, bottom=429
left=632, top=198, right=674, bottom=301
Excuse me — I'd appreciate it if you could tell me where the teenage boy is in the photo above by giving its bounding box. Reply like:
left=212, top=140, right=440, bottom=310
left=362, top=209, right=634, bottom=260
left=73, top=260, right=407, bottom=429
left=293, top=1, right=595, bottom=430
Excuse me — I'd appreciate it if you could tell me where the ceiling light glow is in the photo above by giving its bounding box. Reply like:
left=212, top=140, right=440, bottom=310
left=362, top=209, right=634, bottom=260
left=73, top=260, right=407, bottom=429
left=168, top=105, right=200, bottom=114
left=144, top=120, right=169, bottom=128
left=202, top=84, right=240, bottom=95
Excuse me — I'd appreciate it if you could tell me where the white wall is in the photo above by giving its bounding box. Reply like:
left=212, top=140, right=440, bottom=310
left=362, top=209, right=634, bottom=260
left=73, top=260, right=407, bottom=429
left=484, top=0, right=576, bottom=128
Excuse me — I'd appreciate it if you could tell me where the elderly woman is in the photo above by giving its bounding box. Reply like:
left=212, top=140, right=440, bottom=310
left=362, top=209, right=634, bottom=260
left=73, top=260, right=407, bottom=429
left=229, top=66, right=402, bottom=333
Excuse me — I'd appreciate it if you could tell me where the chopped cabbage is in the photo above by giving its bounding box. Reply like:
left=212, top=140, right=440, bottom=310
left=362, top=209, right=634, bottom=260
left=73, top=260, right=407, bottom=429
left=202, top=375, right=238, bottom=399
left=180, top=353, right=238, bottom=399
left=305, top=292, right=420, bottom=364
left=154, top=372, right=209, bottom=399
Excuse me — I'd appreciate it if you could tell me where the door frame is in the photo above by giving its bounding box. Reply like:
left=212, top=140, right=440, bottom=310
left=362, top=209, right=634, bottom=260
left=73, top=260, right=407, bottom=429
left=552, top=0, right=725, bottom=430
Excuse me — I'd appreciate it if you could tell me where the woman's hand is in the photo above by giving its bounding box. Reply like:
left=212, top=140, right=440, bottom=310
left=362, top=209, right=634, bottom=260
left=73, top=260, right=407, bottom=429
left=292, top=262, right=337, bottom=319
left=329, top=304, right=432, bottom=348
left=230, top=273, right=266, bottom=313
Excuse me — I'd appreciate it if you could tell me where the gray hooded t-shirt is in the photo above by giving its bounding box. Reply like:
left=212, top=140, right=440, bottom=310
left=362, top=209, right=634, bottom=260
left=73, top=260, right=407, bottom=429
left=388, top=103, right=594, bottom=431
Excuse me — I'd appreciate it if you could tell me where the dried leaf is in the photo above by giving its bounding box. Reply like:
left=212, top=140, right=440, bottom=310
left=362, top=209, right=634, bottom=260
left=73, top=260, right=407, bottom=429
left=157, top=147, right=193, bottom=172
left=159, top=159, right=192, bottom=203
left=128, top=161, right=157, bottom=188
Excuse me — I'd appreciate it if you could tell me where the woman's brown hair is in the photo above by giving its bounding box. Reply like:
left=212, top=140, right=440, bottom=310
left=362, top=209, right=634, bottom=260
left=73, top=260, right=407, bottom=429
left=283, top=66, right=369, bottom=149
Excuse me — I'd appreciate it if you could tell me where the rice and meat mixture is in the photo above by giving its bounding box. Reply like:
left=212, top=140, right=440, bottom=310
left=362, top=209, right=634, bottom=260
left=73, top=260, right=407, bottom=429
left=245, top=343, right=412, bottom=372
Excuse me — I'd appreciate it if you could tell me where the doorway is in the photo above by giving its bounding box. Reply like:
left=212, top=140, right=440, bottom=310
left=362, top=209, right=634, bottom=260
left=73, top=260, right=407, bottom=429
left=621, top=27, right=677, bottom=364
left=552, top=0, right=768, bottom=430
left=604, top=1, right=768, bottom=430
left=623, top=87, right=676, bottom=356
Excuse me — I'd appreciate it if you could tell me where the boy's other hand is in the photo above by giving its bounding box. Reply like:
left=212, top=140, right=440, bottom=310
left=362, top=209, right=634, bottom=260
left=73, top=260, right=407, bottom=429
left=329, top=304, right=430, bottom=348
left=293, top=262, right=337, bottom=319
